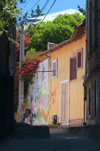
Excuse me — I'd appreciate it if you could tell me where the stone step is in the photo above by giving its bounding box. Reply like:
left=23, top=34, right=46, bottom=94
left=14, top=122, right=50, bottom=139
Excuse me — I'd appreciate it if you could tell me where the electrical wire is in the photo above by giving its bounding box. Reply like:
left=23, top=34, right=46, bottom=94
left=31, top=0, right=56, bottom=35
left=41, top=0, right=50, bottom=13
left=23, top=0, right=31, bottom=9
left=29, top=0, right=41, bottom=12
left=19, top=0, right=26, bottom=8
left=39, top=0, right=56, bottom=24
left=29, top=0, right=50, bottom=23
left=23, top=0, right=56, bottom=42
left=27, top=0, right=50, bottom=26
left=24, top=0, right=56, bottom=43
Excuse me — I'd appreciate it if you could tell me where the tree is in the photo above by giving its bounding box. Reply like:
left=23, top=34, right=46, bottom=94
left=29, top=5, right=45, bottom=18
left=27, top=13, right=85, bottom=52
left=30, top=10, right=36, bottom=18
left=77, top=5, right=86, bottom=16
left=35, top=5, right=42, bottom=16
left=0, top=0, right=28, bottom=37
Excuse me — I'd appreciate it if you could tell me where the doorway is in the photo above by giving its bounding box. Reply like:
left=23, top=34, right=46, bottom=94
left=60, top=79, right=70, bottom=125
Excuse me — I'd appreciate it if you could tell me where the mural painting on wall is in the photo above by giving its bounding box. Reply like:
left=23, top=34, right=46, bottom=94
left=37, top=90, right=49, bottom=123
left=31, top=76, right=49, bottom=125
left=24, top=59, right=49, bottom=125
left=50, top=88, right=56, bottom=105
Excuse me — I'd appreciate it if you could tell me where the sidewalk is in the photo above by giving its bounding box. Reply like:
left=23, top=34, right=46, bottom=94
left=63, top=124, right=100, bottom=142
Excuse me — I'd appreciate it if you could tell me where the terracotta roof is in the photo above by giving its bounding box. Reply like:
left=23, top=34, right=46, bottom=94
left=39, top=19, right=85, bottom=56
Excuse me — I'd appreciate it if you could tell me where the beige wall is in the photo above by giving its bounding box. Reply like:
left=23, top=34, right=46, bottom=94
left=49, top=35, right=85, bottom=125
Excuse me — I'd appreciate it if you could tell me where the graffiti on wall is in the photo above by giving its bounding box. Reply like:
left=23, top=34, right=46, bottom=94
left=24, top=58, right=49, bottom=125
left=33, top=77, right=39, bottom=101
left=50, top=88, right=56, bottom=105
left=37, top=90, right=49, bottom=123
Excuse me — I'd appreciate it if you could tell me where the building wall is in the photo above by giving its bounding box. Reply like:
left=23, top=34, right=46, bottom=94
left=0, top=27, right=16, bottom=141
left=84, top=0, right=100, bottom=125
left=24, top=59, right=49, bottom=125
left=0, top=27, right=16, bottom=76
left=0, top=76, right=14, bottom=141
left=49, top=35, right=85, bottom=126
left=85, top=71, right=100, bottom=125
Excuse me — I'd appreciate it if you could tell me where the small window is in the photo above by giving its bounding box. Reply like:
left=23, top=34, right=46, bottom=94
left=70, top=56, right=77, bottom=80
left=77, top=48, right=83, bottom=69
left=52, top=59, right=57, bottom=78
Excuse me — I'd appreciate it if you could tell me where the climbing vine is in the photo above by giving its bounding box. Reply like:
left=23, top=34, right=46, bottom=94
left=14, top=32, right=46, bottom=112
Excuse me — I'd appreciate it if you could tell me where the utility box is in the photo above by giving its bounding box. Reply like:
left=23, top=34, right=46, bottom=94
left=52, top=115, right=57, bottom=124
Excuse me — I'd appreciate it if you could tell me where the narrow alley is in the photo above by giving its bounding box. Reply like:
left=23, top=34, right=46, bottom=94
left=0, top=127, right=100, bottom=151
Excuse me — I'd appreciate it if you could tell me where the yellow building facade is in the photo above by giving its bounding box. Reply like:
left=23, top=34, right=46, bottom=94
left=39, top=19, right=86, bottom=126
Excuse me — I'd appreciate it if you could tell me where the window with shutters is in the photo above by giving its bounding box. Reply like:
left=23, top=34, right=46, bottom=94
left=70, top=56, right=77, bottom=80
left=77, top=48, right=83, bottom=69
left=52, top=59, right=57, bottom=78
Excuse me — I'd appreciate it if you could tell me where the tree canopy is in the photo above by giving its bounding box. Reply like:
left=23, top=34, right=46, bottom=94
left=29, top=5, right=45, bottom=18
left=0, top=0, right=27, bottom=36
left=27, top=13, right=85, bottom=52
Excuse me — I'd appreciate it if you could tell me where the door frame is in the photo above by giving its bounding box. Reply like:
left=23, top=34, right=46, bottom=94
left=60, top=79, right=70, bottom=124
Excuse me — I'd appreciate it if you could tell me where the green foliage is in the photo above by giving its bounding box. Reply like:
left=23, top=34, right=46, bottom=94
left=28, top=13, right=85, bottom=52
left=29, top=5, right=45, bottom=18
left=78, top=5, right=86, bottom=16
left=0, top=0, right=28, bottom=37
left=30, top=10, right=36, bottom=17
left=26, top=48, right=36, bottom=56
left=35, top=5, right=42, bottom=16
left=0, top=0, right=18, bottom=35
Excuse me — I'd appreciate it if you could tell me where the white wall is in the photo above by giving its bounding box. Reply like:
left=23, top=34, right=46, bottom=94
left=25, top=58, right=49, bottom=125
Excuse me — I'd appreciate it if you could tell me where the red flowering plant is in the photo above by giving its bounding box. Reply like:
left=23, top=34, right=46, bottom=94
left=16, top=32, right=30, bottom=62
left=14, top=51, right=46, bottom=112
left=14, top=32, right=30, bottom=112
left=14, top=31, right=46, bottom=112
left=19, top=52, right=46, bottom=96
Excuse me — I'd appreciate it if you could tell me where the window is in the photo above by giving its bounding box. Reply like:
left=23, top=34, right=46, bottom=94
left=52, top=59, right=57, bottom=78
left=77, top=48, right=83, bottom=69
left=70, top=56, right=77, bottom=80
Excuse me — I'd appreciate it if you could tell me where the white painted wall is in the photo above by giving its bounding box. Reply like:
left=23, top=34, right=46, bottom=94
left=25, top=58, right=49, bottom=125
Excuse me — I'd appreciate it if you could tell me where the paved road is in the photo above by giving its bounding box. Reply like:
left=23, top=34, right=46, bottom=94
left=0, top=128, right=100, bottom=151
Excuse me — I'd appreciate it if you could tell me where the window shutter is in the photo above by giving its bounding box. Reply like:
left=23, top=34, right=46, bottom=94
left=70, top=59, right=73, bottom=80
left=78, top=52, right=81, bottom=68
left=77, top=48, right=83, bottom=69
left=74, top=59, right=76, bottom=78
left=70, top=57, right=76, bottom=80
left=52, top=59, right=57, bottom=78
left=53, top=62, right=56, bottom=77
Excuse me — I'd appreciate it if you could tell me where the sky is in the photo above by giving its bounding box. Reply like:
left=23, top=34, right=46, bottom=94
left=18, top=0, right=86, bottom=16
